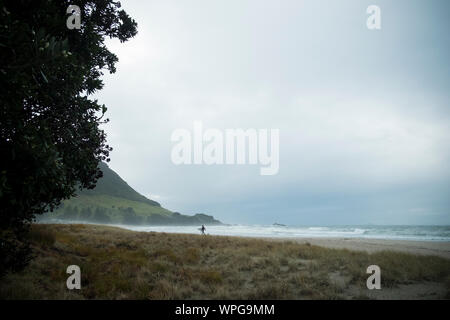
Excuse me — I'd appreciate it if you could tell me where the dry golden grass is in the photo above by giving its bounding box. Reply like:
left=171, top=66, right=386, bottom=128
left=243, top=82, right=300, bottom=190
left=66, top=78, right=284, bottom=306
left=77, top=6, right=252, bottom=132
left=1, top=224, right=449, bottom=300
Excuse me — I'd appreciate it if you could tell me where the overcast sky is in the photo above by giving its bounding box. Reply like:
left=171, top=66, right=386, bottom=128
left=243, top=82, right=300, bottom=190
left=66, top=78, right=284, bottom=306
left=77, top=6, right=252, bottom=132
left=95, top=0, right=450, bottom=225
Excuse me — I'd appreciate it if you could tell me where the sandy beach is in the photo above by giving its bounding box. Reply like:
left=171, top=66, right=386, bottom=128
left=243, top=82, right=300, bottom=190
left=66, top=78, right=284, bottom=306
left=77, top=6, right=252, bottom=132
left=276, top=237, right=450, bottom=259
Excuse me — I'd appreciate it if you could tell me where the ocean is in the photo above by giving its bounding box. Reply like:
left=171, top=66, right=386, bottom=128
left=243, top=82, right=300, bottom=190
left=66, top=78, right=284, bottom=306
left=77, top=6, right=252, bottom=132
left=120, top=224, right=450, bottom=242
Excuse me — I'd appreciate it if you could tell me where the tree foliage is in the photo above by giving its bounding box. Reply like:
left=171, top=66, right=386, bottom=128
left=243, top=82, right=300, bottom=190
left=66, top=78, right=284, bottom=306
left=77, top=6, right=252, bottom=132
left=0, top=0, right=137, bottom=276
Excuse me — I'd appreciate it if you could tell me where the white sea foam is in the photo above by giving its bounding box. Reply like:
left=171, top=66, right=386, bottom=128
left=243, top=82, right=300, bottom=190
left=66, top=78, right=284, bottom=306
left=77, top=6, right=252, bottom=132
left=119, top=224, right=450, bottom=242
left=41, top=219, right=450, bottom=241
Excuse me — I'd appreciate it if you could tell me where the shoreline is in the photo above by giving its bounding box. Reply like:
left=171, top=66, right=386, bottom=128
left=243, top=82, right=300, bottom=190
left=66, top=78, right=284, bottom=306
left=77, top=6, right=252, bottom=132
left=191, top=233, right=450, bottom=259
left=263, top=237, right=450, bottom=259
left=38, top=222, right=450, bottom=259
left=111, top=225, right=450, bottom=259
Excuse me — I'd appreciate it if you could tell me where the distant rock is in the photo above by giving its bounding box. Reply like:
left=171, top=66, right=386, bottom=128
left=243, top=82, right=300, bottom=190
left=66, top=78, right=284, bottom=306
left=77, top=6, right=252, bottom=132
left=273, top=223, right=287, bottom=227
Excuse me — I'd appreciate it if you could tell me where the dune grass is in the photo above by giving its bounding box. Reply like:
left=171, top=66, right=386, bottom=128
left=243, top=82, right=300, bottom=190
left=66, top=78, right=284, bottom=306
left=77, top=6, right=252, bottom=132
left=1, top=224, right=449, bottom=300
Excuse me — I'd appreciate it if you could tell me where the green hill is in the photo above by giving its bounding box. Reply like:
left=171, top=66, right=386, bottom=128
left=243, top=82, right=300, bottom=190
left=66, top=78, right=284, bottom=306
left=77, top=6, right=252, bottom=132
left=41, top=163, right=222, bottom=226
left=80, top=162, right=161, bottom=207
